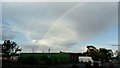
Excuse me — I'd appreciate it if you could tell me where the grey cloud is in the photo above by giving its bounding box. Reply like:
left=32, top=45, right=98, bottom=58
left=58, top=2, right=117, bottom=40
left=60, top=41, right=78, bottom=47
left=2, top=20, right=21, bottom=40
left=2, top=33, right=15, bottom=40
left=20, top=44, right=57, bottom=53
left=20, top=43, right=76, bottom=53
left=42, top=2, right=117, bottom=47
left=2, top=24, right=14, bottom=40
left=2, top=29, right=19, bottom=40
left=2, top=2, right=78, bottom=20
left=2, top=2, right=79, bottom=40
left=2, top=2, right=118, bottom=52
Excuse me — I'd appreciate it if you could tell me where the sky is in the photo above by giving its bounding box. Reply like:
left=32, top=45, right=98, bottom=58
left=1, top=0, right=119, bottom=2
left=1, top=2, right=118, bottom=53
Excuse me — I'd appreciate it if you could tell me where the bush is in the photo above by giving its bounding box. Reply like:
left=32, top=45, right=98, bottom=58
left=21, top=56, right=39, bottom=64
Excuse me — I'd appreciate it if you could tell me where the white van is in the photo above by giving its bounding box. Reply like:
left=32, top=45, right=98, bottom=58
left=78, top=56, right=93, bottom=62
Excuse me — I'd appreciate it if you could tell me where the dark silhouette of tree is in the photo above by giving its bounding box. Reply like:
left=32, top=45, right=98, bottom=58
left=2, top=40, right=22, bottom=62
left=85, top=45, right=99, bottom=60
left=87, top=46, right=96, bottom=50
left=86, top=46, right=97, bottom=54
left=115, top=50, right=120, bottom=57
left=114, top=50, right=120, bottom=63
left=85, top=45, right=113, bottom=61
left=99, top=48, right=113, bottom=62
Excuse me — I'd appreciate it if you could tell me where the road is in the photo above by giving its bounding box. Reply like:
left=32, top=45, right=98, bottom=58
left=1, top=63, right=120, bottom=68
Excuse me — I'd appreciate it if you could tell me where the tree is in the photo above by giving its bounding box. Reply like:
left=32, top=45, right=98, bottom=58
left=86, top=45, right=99, bottom=61
left=86, top=45, right=97, bottom=54
left=85, top=46, right=113, bottom=61
left=114, top=50, right=120, bottom=56
left=2, top=40, right=22, bottom=62
left=114, top=50, right=120, bottom=62
left=99, top=48, right=113, bottom=62
left=87, top=46, right=96, bottom=50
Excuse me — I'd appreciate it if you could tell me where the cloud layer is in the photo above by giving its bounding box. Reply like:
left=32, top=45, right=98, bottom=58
left=2, top=2, right=118, bottom=52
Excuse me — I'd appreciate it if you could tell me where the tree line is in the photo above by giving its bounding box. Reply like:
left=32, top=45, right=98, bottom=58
left=84, top=46, right=113, bottom=62
left=1, top=40, right=120, bottom=63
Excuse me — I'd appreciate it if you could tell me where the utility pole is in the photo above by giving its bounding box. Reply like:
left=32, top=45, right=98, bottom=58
left=32, top=48, right=34, bottom=53
left=48, top=49, right=50, bottom=53
left=48, top=49, right=51, bottom=58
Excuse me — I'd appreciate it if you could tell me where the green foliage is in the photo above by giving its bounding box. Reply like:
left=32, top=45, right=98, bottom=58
left=20, top=56, right=39, bottom=64
left=2, top=40, right=22, bottom=63
left=86, top=46, right=113, bottom=62
left=2, top=40, right=22, bottom=55
left=20, top=53, right=71, bottom=64
left=98, top=48, right=113, bottom=62
left=115, top=50, right=120, bottom=56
